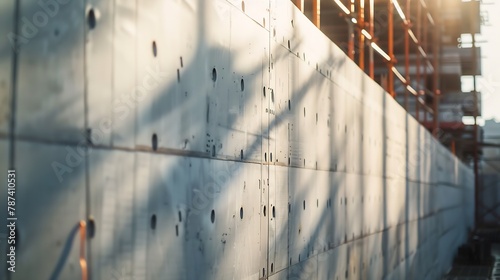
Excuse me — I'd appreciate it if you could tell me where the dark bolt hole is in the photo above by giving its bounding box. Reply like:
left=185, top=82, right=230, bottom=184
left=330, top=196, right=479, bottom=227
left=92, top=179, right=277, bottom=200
left=178, top=211, right=182, bottom=222
left=240, top=79, right=244, bottom=91
left=152, top=134, right=158, bottom=151
left=150, top=214, right=157, bottom=230
left=303, top=200, right=306, bottom=210
left=212, top=68, right=217, bottom=82
left=87, top=217, right=96, bottom=238
left=86, top=128, right=92, bottom=145
left=240, top=207, right=244, bottom=219
left=272, top=206, right=276, bottom=218
left=240, top=149, right=243, bottom=160
left=263, top=87, right=266, bottom=97
left=87, top=9, right=96, bottom=29
left=263, top=206, right=267, bottom=216
left=211, top=209, right=215, bottom=223
left=152, top=41, right=157, bottom=57
left=175, top=225, right=179, bottom=236
left=271, top=263, right=274, bottom=272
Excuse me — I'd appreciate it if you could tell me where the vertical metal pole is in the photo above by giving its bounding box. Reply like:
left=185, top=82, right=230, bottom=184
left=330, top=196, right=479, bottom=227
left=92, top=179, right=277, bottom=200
left=348, top=0, right=355, bottom=60
left=369, top=0, right=375, bottom=78
left=404, top=0, right=411, bottom=110
left=472, top=32, right=480, bottom=227
left=423, top=9, right=427, bottom=104
left=388, top=0, right=395, bottom=97
left=415, top=2, right=421, bottom=122
left=358, top=0, right=365, bottom=71
left=294, top=0, right=304, bottom=12
left=432, top=9, right=440, bottom=138
left=313, top=0, right=321, bottom=27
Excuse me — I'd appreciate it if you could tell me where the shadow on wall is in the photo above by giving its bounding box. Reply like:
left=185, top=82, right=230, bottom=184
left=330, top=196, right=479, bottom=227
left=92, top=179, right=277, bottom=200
left=0, top=0, right=474, bottom=279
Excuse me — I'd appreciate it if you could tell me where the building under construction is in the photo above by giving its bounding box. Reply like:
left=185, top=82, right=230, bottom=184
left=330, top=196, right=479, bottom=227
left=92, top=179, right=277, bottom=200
left=0, top=0, right=497, bottom=279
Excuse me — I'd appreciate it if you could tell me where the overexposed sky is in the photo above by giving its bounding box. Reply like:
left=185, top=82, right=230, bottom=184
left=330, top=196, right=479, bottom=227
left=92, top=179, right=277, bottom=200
left=462, top=1, right=500, bottom=122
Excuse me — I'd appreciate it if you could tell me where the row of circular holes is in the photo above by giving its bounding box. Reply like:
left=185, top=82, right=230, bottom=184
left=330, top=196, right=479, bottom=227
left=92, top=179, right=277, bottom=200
left=149, top=195, right=378, bottom=232
left=89, top=8, right=327, bottom=90
left=149, top=204, right=402, bottom=278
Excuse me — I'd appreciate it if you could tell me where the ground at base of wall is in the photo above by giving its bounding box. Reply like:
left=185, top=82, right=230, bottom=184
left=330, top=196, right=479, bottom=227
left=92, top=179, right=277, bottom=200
left=443, top=229, right=500, bottom=279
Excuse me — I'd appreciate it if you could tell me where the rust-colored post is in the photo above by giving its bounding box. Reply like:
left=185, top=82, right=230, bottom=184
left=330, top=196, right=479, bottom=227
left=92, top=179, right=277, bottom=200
left=348, top=0, right=355, bottom=60
left=403, top=0, right=410, bottom=110
left=415, top=2, right=421, bottom=122
left=313, top=0, right=321, bottom=27
left=369, top=0, right=375, bottom=78
left=451, top=140, right=456, bottom=155
left=432, top=7, right=440, bottom=137
left=388, top=0, right=395, bottom=97
left=423, top=8, right=427, bottom=100
left=294, top=0, right=304, bottom=12
left=358, top=0, right=365, bottom=71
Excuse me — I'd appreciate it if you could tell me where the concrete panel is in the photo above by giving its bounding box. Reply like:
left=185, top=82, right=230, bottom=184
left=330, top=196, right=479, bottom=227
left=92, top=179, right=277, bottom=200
left=346, top=173, right=363, bottom=241
left=363, top=175, right=384, bottom=234
left=89, top=150, right=136, bottom=280
left=86, top=0, right=114, bottom=147
left=333, top=83, right=347, bottom=172
left=16, top=0, right=85, bottom=142
left=13, top=141, right=85, bottom=280
left=271, top=41, right=290, bottom=166
left=0, top=1, right=14, bottom=134
left=269, top=165, right=290, bottom=273
left=109, top=0, right=137, bottom=148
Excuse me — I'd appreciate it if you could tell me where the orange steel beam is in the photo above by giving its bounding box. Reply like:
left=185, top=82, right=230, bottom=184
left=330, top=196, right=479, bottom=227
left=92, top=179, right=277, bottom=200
left=432, top=6, right=439, bottom=137
left=403, top=0, right=410, bottom=110
left=348, top=0, right=355, bottom=59
left=369, top=0, right=374, bottom=78
left=294, top=0, right=305, bottom=12
left=358, top=0, right=365, bottom=71
left=415, top=2, right=421, bottom=122
left=313, top=0, right=321, bottom=27
left=79, top=221, right=88, bottom=280
left=423, top=8, right=427, bottom=101
left=387, top=0, right=395, bottom=98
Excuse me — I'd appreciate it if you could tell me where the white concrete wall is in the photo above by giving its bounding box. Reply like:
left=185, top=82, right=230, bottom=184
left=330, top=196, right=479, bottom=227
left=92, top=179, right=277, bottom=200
left=0, top=0, right=474, bottom=279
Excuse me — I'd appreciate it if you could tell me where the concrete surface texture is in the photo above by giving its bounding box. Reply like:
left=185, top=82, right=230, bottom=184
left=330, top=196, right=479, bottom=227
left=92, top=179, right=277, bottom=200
left=0, top=0, right=474, bottom=279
